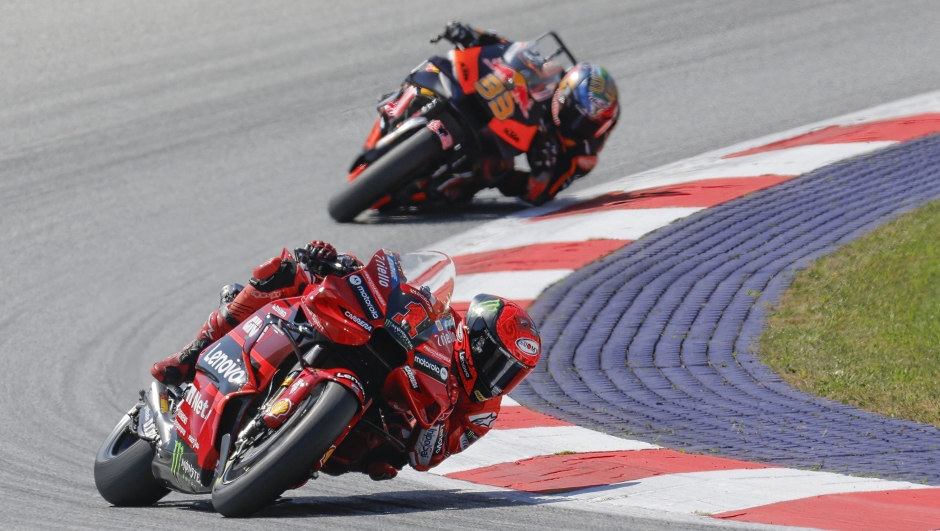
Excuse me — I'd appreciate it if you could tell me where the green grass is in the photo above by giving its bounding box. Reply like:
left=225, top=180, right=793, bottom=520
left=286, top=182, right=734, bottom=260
left=760, top=200, right=940, bottom=427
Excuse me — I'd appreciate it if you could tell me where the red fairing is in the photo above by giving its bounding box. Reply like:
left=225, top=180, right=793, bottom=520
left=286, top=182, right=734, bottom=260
left=242, top=299, right=302, bottom=383
left=301, top=276, right=374, bottom=346
left=381, top=304, right=459, bottom=429
left=262, top=367, right=368, bottom=430
left=300, top=249, right=401, bottom=344
left=177, top=373, right=258, bottom=470
left=175, top=299, right=308, bottom=469
left=409, top=394, right=502, bottom=471
left=361, top=250, right=400, bottom=313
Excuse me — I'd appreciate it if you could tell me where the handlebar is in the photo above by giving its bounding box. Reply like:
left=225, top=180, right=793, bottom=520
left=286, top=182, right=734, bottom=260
left=294, top=247, right=346, bottom=276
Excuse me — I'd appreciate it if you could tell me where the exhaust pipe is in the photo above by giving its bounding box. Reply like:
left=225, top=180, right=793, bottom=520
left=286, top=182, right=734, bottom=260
left=144, top=381, right=174, bottom=446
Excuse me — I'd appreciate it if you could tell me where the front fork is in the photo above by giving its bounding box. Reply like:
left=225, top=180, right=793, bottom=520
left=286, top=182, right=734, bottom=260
left=232, top=366, right=370, bottom=472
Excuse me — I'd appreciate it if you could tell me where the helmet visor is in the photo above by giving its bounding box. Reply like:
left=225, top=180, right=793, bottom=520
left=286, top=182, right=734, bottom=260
left=558, top=99, right=606, bottom=140
left=470, top=328, right=525, bottom=401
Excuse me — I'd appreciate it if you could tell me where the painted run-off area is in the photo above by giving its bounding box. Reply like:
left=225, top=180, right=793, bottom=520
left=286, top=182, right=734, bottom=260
left=428, top=102, right=940, bottom=531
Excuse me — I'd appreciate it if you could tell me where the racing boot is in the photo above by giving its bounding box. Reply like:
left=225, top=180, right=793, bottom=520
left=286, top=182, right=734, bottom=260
left=150, top=336, right=212, bottom=386
left=367, top=461, right=398, bottom=481
left=150, top=284, right=245, bottom=385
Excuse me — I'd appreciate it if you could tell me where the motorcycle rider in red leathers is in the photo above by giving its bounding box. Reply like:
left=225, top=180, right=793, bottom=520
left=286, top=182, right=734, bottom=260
left=151, top=240, right=541, bottom=480
left=435, top=22, right=620, bottom=205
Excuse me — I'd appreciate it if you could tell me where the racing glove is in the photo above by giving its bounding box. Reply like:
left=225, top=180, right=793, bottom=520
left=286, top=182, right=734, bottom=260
left=294, top=240, right=340, bottom=277
left=303, top=240, right=338, bottom=262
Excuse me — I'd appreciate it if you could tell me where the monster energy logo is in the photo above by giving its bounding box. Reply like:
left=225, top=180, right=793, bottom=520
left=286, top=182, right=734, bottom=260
left=170, top=440, right=202, bottom=486
left=472, top=298, right=502, bottom=316
left=171, top=441, right=184, bottom=476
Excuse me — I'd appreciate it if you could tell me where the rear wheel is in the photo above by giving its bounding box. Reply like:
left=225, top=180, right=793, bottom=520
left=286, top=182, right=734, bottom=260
left=94, top=415, right=170, bottom=506
left=211, top=381, right=359, bottom=517
left=328, top=127, right=444, bottom=222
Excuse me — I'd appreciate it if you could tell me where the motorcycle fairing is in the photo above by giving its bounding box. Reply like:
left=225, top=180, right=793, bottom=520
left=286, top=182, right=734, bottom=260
left=262, top=366, right=369, bottom=430
left=301, top=249, right=409, bottom=347
left=451, top=47, right=482, bottom=95
left=157, top=299, right=313, bottom=493
left=303, top=277, right=375, bottom=346
left=406, top=63, right=454, bottom=101
left=195, top=336, right=251, bottom=395
left=448, top=44, right=545, bottom=153
left=152, top=431, right=212, bottom=494
left=153, top=378, right=256, bottom=494
left=380, top=310, right=458, bottom=428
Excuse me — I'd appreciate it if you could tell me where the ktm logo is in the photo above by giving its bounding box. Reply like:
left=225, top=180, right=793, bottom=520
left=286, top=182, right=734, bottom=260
left=460, top=63, right=471, bottom=80
left=503, top=128, right=520, bottom=141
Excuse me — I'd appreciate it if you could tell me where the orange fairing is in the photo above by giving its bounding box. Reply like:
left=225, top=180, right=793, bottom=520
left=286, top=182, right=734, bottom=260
left=348, top=163, right=368, bottom=182
left=364, top=118, right=382, bottom=150
left=453, top=47, right=482, bottom=95
left=488, top=117, right=538, bottom=152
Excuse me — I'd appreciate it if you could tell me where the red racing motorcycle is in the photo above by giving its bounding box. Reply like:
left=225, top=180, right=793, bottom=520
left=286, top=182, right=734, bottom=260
left=327, top=31, right=577, bottom=222
left=94, top=250, right=459, bottom=516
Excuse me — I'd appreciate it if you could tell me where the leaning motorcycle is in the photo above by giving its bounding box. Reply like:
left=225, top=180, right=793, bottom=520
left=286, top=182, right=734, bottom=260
left=94, top=250, right=459, bottom=516
left=327, top=31, right=577, bottom=222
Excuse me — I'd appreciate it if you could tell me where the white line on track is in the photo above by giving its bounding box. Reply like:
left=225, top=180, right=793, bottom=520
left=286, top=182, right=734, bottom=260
left=433, top=207, right=702, bottom=257
left=430, top=426, right=659, bottom=475
left=452, top=270, right=575, bottom=302
left=559, top=467, right=933, bottom=515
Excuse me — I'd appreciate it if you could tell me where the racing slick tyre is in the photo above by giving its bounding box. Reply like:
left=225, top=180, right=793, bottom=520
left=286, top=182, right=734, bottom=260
left=94, top=416, right=171, bottom=506
left=327, top=127, right=444, bottom=222
left=211, top=381, right=359, bottom=517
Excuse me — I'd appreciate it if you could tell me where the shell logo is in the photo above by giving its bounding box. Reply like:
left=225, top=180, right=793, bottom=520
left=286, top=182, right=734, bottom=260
left=269, top=399, right=292, bottom=418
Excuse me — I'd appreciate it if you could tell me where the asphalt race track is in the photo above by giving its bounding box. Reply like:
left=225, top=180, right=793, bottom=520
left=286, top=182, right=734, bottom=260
left=5, top=1, right=940, bottom=529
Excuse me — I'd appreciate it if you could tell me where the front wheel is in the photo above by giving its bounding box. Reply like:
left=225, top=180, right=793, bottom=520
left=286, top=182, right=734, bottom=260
left=211, top=381, right=359, bottom=517
left=328, top=127, right=444, bottom=223
left=94, top=415, right=170, bottom=506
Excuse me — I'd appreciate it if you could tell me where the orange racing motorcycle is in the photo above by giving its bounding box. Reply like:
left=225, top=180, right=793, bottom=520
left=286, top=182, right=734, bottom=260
left=327, top=31, right=577, bottom=222
left=94, top=250, right=460, bottom=516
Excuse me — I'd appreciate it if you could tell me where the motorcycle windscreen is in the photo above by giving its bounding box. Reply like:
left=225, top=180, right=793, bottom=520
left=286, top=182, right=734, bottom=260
left=399, top=251, right=456, bottom=314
